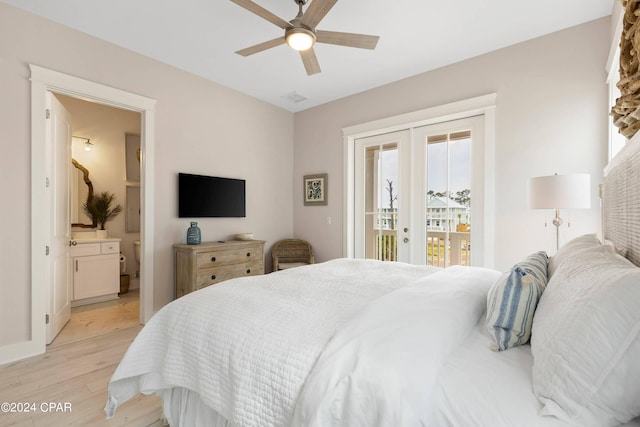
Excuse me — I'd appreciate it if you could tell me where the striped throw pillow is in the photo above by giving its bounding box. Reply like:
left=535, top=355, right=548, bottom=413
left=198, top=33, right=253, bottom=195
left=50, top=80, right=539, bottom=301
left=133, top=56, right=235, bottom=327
left=486, top=251, right=548, bottom=351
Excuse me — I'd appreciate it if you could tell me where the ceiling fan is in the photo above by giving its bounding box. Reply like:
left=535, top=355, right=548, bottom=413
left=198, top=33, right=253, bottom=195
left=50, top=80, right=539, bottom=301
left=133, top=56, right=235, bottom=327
left=231, top=0, right=380, bottom=75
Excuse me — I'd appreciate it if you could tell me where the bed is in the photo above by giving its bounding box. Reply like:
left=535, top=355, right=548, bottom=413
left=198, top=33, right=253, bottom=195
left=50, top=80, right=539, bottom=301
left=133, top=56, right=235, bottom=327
left=105, top=144, right=640, bottom=426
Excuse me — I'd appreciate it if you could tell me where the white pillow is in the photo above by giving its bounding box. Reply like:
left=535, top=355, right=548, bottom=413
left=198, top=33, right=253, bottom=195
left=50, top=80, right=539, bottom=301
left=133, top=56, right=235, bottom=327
left=531, top=244, right=640, bottom=427
left=486, top=251, right=548, bottom=351
left=547, top=233, right=600, bottom=278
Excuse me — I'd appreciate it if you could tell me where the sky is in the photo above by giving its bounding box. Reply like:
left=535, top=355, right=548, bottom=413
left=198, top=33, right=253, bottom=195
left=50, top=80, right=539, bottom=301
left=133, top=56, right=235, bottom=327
left=378, top=137, right=471, bottom=207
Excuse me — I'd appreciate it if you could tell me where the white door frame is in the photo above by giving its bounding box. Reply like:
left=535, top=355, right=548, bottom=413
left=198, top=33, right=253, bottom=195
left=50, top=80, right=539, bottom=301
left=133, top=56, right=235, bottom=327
left=343, top=94, right=497, bottom=268
left=27, top=65, right=156, bottom=359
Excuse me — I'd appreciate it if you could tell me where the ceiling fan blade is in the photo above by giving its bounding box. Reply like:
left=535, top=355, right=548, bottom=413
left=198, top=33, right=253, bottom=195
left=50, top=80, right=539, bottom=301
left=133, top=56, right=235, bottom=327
left=300, top=0, right=338, bottom=29
left=230, top=0, right=290, bottom=29
left=300, top=48, right=321, bottom=75
left=316, top=30, right=379, bottom=49
left=236, top=37, right=286, bottom=56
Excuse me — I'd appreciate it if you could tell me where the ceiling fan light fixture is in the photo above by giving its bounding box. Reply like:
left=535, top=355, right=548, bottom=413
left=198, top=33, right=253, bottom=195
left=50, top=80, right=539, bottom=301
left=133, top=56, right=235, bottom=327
left=232, top=0, right=379, bottom=75
left=286, top=27, right=315, bottom=51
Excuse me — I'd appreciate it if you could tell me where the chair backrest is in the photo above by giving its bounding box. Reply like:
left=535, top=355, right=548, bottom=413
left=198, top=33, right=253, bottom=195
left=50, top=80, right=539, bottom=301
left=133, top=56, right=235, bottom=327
left=272, top=239, right=314, bottom=270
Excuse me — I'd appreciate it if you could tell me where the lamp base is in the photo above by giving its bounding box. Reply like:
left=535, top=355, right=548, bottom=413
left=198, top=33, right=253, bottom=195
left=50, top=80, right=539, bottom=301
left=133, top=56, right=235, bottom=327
left=553, top=208, right=562, bottom=251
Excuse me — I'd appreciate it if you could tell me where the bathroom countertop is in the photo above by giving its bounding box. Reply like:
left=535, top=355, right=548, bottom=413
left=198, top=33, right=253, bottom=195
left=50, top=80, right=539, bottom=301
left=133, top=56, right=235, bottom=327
left=72, top=237, right=122, bottom=243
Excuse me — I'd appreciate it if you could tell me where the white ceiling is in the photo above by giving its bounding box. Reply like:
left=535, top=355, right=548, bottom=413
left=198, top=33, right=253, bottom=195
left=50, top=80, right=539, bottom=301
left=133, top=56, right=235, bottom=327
left=2, top=0, right=613, bottom=112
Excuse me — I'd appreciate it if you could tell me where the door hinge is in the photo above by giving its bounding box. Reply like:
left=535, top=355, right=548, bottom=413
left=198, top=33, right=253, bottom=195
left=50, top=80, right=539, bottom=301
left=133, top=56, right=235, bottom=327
left=46, top=109, right=50, bottom=119
left=45, top=177, right=50, bottom=188
left=45, top=314, right=49, bottom=324
left=45, top=246, right=50, bottom=256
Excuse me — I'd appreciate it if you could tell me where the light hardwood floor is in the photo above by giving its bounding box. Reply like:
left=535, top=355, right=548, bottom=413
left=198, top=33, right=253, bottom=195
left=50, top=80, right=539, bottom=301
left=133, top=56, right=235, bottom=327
left=0, top=291, right=163, bottom=426
left=51, top=290, right=140, bottom=348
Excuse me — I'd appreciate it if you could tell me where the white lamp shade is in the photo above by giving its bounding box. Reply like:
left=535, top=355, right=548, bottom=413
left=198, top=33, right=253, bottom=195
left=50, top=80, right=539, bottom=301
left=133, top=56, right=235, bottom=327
left=527, top=174, right=591, bottom=209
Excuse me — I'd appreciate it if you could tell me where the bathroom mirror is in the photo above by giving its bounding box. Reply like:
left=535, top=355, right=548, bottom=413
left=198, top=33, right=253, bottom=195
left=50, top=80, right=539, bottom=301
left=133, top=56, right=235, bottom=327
left=126, top=184, right=141, bottom=232
left=71, top=158, right=97, bottom=228
left=125, top=133, right=141, bottom=182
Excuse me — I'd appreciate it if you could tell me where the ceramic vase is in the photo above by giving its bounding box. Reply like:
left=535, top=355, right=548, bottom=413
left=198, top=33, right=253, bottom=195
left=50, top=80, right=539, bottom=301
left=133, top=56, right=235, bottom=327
left=187, top=222, right=201, bottom=245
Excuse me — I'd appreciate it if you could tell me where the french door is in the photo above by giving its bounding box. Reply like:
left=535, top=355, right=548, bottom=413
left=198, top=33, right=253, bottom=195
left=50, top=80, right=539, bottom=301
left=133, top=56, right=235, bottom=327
left=353, top=116, right=484, bottom=267
left=354, top=130, right=411, bottom=262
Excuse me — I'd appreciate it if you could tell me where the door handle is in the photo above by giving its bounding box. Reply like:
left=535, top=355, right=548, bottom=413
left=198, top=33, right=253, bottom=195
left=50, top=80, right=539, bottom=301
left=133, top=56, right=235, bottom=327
left=75, top=259, right=78, bottom=272
left=403, top=238, right=409, bottom=243
left=403, top=227, right=409, bottom=233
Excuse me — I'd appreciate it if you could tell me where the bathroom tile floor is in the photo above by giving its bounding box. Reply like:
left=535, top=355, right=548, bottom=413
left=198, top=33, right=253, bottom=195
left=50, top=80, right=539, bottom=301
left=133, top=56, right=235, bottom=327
left=50, top=289, right=140, bottom=348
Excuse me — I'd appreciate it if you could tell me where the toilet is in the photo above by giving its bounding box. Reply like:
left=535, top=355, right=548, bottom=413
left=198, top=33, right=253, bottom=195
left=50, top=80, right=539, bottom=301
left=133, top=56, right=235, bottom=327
left=133, top=240, right=141, bottom=278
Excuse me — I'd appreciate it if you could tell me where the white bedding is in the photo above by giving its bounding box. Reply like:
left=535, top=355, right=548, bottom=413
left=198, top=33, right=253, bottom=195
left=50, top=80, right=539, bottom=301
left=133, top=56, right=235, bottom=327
left=105, top=258, right=437, bottom=426
left=291, top=265, right=501, bottom=426
left=430, top=319, right=573, bottom=426
left=106, top=258, right=639, bottom=427
left=292, top=263, right=640, bottom=427
left=430, top=319, right=640, bottom=427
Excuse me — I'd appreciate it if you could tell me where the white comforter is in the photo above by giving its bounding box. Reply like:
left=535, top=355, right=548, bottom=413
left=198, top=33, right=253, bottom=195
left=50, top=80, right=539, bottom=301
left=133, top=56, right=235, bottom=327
left=291, top=265, right=501, bottom=426
left=105, top=258, right=438, bottom=426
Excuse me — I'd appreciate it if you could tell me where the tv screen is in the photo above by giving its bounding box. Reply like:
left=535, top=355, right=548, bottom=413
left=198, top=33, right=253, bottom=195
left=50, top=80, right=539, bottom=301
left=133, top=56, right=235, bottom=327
left=178, top=173, right=246, bottom=218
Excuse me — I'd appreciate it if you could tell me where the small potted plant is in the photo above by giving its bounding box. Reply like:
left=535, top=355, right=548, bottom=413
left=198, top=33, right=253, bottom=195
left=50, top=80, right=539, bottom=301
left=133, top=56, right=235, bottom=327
left=83, top=191, right=123, bottom=238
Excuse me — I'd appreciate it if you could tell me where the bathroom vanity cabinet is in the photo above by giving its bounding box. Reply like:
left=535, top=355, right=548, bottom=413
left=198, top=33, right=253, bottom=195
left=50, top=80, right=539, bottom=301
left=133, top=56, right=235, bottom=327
left=70, top=239, right=120, bottom=307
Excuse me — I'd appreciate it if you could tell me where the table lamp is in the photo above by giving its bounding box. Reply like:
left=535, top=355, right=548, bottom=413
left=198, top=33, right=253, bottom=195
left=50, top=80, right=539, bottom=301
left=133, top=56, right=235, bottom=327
left=527, top=173, right=591, bottom=250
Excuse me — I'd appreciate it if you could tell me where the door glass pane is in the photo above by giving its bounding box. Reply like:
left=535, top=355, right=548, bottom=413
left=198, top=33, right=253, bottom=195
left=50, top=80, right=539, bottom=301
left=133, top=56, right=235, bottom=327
left=364, top=143, right=398, bottom=261
left=426, top=131, right=471, bottom=267
left=426, top=137, right=448, bottom=267
left=450, top=133, right=471, bottom=266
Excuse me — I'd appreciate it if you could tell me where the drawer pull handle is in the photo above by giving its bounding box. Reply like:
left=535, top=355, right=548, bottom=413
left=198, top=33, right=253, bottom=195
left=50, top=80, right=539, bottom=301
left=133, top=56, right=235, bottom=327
left=211, top=275, right=216, bottom=280
left=211, top=256, right=216, bottom=262
left=246, top=252, right=251, bottom=257
left=246, top=269, right=251, bottom=274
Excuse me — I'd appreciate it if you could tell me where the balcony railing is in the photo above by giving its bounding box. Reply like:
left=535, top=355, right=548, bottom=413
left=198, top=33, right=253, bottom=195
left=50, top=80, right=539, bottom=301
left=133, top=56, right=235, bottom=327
left=373, top=230, right=470, bottom=267
left=374, top=230, right=398, bottom=261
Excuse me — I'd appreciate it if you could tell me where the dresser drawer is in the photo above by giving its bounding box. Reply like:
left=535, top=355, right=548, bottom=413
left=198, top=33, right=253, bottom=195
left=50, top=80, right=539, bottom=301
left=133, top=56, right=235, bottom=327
left=196, top=261, right=263, bottom=289
left=196, top=246, right=263, bottom=269
left=174, top=240, right=265, bottom=299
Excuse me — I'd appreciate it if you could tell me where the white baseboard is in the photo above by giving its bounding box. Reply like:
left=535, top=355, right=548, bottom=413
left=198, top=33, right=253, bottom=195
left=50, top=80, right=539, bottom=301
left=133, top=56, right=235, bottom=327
left=0, top=339, right=44, bottom=367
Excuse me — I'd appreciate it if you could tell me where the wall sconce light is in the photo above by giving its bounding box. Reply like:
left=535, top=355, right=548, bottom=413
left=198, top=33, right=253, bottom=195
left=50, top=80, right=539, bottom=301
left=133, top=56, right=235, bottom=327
left=72, top=136, right=93, bottom=152
left=527, top=173, right=591, bottom=250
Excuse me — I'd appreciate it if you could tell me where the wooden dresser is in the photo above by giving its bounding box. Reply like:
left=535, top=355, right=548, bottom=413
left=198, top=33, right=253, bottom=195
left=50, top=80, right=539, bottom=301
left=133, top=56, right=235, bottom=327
left=174, top=240, right=265, bottom=298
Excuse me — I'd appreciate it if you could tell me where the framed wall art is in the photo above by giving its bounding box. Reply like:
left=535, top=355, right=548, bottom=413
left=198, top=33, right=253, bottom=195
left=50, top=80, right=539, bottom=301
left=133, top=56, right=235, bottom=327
left=303, top=173, right=328, bottom=206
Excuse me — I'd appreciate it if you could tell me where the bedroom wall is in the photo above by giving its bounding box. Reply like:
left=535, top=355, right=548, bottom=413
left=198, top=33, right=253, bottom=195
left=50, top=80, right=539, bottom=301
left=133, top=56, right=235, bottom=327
left=293, top=17, right=610, bottom=271
left=0, top=3, right=294, bottom=349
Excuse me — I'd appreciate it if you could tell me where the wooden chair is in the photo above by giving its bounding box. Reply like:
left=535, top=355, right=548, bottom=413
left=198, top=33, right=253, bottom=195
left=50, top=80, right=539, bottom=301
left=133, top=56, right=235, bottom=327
left=272, top=239, right=314, bottom=271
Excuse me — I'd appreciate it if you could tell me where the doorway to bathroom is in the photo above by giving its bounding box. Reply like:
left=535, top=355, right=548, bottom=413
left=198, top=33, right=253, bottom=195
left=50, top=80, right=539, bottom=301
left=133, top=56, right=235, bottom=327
left=49, top=93, right=143, bottom=345
left=26, top=65, right=156, bottom=362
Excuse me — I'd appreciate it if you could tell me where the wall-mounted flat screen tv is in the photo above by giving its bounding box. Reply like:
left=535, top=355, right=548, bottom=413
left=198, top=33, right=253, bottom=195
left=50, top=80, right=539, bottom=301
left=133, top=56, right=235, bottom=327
left=178, top=173, right=246, bottom=218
